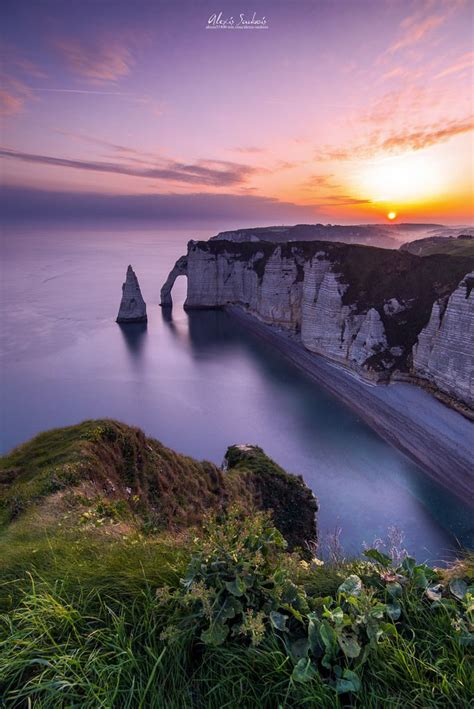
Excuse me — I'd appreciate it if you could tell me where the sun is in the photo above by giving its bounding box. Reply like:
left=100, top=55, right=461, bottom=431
left=387, top=211, right=397, bottom=221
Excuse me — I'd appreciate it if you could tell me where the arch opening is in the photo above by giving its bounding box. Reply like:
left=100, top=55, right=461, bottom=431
left=160, top=255, right=188, bottom=307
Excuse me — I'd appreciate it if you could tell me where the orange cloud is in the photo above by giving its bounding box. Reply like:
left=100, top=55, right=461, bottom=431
left=380, top=118, right=473, bottom=152
left=316, top=116, right=473, bottom=161
left=303, top=174, right=341, bottom=190
left=315, top=195, right=372, bottom=206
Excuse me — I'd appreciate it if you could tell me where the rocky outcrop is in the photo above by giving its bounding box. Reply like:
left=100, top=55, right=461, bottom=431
left=413, top=273, right=474, bottom=408
left=162, top=239, right=473, bottom=409
left=116, top=265, right=147, bottom=323
left=350, top=308, right=388, bottom=367
left=224, top=444, right=318, bottom=553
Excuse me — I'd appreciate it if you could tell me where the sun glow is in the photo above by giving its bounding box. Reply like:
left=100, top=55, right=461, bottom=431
left=387, top=211, right=397, bottom=220
left=356, top=152, right=443, bottom=204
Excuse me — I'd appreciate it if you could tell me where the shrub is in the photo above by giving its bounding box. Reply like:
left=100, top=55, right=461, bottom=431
left=157, top=507, right=308, bottom=648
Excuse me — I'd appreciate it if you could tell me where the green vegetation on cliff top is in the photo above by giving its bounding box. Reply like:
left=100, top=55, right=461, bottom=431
left=400, top=236, right=474, bottom=258
left=0, top=421, right=472, bottom=708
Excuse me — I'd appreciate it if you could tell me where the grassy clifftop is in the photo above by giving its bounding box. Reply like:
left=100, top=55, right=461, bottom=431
left=0, top=423, right=472, bottom=708
left=0, top=419, right=317, bottom=549
left=400, top=235, right=474, bottom=258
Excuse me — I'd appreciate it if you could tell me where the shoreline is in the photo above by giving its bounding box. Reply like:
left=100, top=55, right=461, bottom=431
left=226, top=305, right=474, bottom=506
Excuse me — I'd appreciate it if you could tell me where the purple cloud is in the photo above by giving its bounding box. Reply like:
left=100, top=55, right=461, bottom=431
left=0, top=76, right=34, bottom=115
left=53, top=37, right=134, bottom=83
left=0, top=147, right=257, bottom=187
left=0, top=184, right=320, bottom=223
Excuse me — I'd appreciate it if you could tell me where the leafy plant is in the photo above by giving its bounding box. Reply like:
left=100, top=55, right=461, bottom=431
left=291, top=572, right=397, bottom=694
left=157, top=507, right=308, bottom=648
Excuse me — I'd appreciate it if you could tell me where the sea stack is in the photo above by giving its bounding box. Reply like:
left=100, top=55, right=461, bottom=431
left=116, top=265, right=147, bottom=323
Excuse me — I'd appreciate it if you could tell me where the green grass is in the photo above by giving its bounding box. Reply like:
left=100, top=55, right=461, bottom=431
left=1, top=424, right=472, bottom=707
left=402, top=238, right=474, bottom=258
left=1, top=516, right=472, bottom=708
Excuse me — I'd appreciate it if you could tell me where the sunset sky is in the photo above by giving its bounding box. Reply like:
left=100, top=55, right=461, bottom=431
left=1, top=0, right=473, bottom=224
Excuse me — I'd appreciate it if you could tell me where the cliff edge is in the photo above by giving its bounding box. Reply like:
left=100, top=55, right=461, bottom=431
left=0, top=420, right=318, bottom=552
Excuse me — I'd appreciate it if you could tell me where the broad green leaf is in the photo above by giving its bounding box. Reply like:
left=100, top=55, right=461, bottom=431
left=413, top=567, right=428, bottom=589
left=366, top=618, right=383, bottom=643
left=220, top=596, right=243, bottom=620
left=319, top=620, right=337, bottom=652
left=225, top=577, right=246, bottom=597
left=324, top=606, right=344, bottom=625
left=381, top=622, right=397, bottom=637
left=449, top=578, right=467, bottom=600
left=337, top=633, right=361, bottom=658
left=181, top=558, right=200, bottom=590
left=338, top=575, right=362, bottom=597
left=292, top=657, right=316, bottom=684
left=270, top=611, right=288, bottom=632
left=431, top=597, right=457, bottom=612
left=364, top=549, right=392, bottom=567
left=308, top=617, right=322, bottom=654
left=290, top=637, right=309, bottom=662
left=386, top=601, right=401, bottom=621
left=321, top=652, right=333, bottom=670
left=369, top=603, right=386, bottom=619
left=201, top=622, right=229, bottom=646
left=386, top=582, right=403, bottom=598
left=336, top=669, right=361, bottom=694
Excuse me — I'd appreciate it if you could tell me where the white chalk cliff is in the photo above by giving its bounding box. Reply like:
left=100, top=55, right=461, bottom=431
left=116, top=265, right=147, bottom=323
left=413, top=272, right=474, bottom=408
left=162, top=241, right=473, bottom=410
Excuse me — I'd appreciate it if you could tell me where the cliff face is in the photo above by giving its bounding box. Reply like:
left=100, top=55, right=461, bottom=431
left=162, top=240, right=474, bottom=410
left=183, top=243, right=304, bottom=328
left=300, top=261, right=388, bottom=372
left=413, top=273, right=474, bottom=408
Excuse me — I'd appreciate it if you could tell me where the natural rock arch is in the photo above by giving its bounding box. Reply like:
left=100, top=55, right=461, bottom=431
left=160, top=255, right=187, bottom=306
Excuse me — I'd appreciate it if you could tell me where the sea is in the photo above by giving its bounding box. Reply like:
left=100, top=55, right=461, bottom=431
left=1, top=221, right=472, bottom=561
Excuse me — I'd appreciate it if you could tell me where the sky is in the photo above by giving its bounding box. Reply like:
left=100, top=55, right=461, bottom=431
left=1, top=0, right=473, bottom=224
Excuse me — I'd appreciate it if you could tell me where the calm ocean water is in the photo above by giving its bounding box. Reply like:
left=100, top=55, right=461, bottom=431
left=1, top=222, right=472, bottom=561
